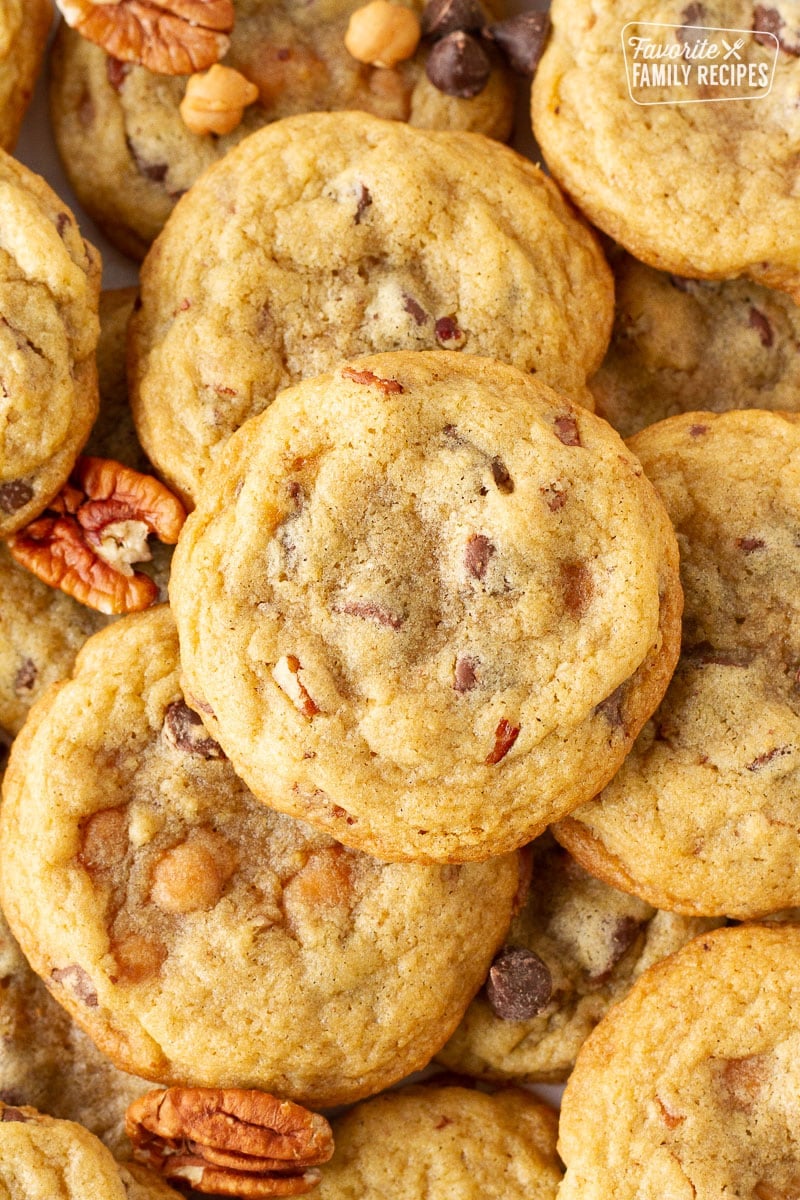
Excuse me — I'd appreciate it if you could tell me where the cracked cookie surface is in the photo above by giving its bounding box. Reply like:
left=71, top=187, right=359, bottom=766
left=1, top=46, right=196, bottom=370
left=170, top=352, right=682, bottom=862
left=533, top=0, right=800, bottom=301
left=128, top=110, right=613, bottom=505
left=0, top=604, right=521, bottom=1106
left=557, top=409, right=800, bottom=918
left=558, top=924, right=800, bottom=1200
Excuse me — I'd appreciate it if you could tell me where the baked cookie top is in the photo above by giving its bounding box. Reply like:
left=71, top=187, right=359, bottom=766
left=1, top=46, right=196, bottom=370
left=0, top=149, right=100, bottom=537
left=129, top=110, right=613, bottom=504
left=170, top=352, right=681, bottom=863
left=0, top=1102, right=180, bottom=1200
left=437, top=835, right=719, bottom=1082
left=558, top=924, right=800, bottom=1200
left=0, top=0, right=51, bottom=152
left=533, top=0, right=800, bottom=301
left=0, top=605, right=521, bottom=1106
left=590, top=251, right=800, bottom=438
left=316, top=1083, right=561, bottom=1200
left=557, top=409, right=800, bottom=918
left=50, top=0, right=514, bottom=258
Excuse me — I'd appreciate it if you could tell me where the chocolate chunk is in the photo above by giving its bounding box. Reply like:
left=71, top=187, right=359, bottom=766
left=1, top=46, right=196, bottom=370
left=164, top=700, right=226, bottom=759
left=540, top=481, right=567, bottom=511
left=748, top=307, right=774, bottom=347
left=426, top=31, right=491, bottom=98
left=106, top=56, right=131, bottom=91
left=490, top=457, right=514, bottom=493
left=596, top=683, right=626, bottom=729
left=126, top=138, right=168, bottom=183
left=403, top=294, right=428, bottom=325
left=482, top=12, right=550, bottom=75
left=50, top=964, right=98, bottom=1007
left=13, top=659, right=37, bottom=694
left=334, top=599, right=404, bottom=628
left=746, top=745, right=792, bottom=771
left=485, top=717, right=520, bottom=765
left=680, top=2, right=707, bottom=24
left=736, top=536, right=766, bottom=553
left=754, top=5, right=800, bottom=54
left=1, top=1108, right=29, bottom=1123
left=677, top=4, right=707, bottom=48
left=609, top=916, right=642, bottom=964
left=561, top=561, right=593, bottom=619
left=554, top=415, right=581, bottom=446
left=434, top=315, right=466, bottom=347
left=421, top=0, right=487, bottom=37
left=686, top=642, right=754, bottom=667
left=354, top=183, right=372, bottom=224
left=689, top=423, right=709, bottom=437
left=453, top=654, right=478, bottom=692
left=486, top=946, right=552, bottom=1019
left=0, top=479, right=33, bottom=514
left=464, top=533, right=495, bottom=579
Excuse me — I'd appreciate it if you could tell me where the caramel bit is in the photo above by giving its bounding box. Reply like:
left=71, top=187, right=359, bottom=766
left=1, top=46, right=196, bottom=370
left=554, top=414, right=581, bottom=446
left=718, top=1053, right=768, bottom=1111
left=50, top=963, right=99, bottom=1007
left=272, top=655, right=319, bottom=718
left=126, top=1086, right=334, bottom=1196
left=8, top=457, right=186, bottom=615
left=283, top=847, right=354, bottom=934
left=485, top=718, right=520, bottom=765
left=561, top=561, right=593, bottom=618
left=340, top=365, right=404, bottom=394
left=56, top=0, right=234, bottom=76
left=111, top=933, right=168, bottom=983
left=180, top=63, right=259, bottom=136
left=78, top=806, right=130, bottom=878
left=150, top=830, right=238, bottom=914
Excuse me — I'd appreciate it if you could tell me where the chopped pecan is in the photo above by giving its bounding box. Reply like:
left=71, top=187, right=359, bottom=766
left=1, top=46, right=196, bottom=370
left=56, top=0, right=234, bottom=75
left=340, top=365, right=404, bottom=394
left=126, top=1088, right=334, bottom=1196
left=485, top=718, right=520, bottom=764
left=272, top=655, right=319, bottom=718
left=8, top=457, right=186, bottom=615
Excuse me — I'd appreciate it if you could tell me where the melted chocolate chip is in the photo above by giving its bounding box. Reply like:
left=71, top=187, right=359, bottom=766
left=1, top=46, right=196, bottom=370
left=421, top=0, right=487, bottom=37
left=164, top=701, right=226, bottom=760
left=0, top=479, right=33, bottom=514
left=453, top=655, right=478, bottom=692
left=486, top=946, right=552, bottom=1020
left=0, top=1108, right=29, bottom=1123
left=554, top=415, right=581, bottom=446
left=490, top=457, right=514, bottom=493
left=434, top=315, right=465, bottom=346
left=13, top=659, right=37, bottom=694
left=50, top=964, right=98, bottom=1007
left=126, top=137, right=168, bottom=183
left=464, top=533, right=495, bottom=579
left=482, top=12, right=550, bottom=75
left=561, top=561, right=593, bottom=619
left=686, top=642, right=754, bottom=667
left=677, top=4, right=707, bottom=47
left=595, top=683, right=626, bottom=730
left=334, top=599, right=404, bottom=628
left=403, top=294, right=428, bottom=325
left=689, top=423, right=708, bottom=437
left=426, top=31, right=491, bottom=98
left=748, top=307, right=774, bottom=347
left=355, top=184, right=372, bottom=224
left=609, top=916, right=643, bottom=965
left=736, top=536, right=766, bottom=553
left=754, top=5, right=800, bottom=54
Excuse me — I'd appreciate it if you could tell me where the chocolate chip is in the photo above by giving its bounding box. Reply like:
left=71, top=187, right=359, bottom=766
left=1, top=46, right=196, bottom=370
left=164, top=700, right=226, bottom=760
left=486, top=946, right=552, bottom=1020
left=748, top=306, right=774, bottom=347
left=426, top=31, right=491, bottom=98
left=453, top=655, right=478, bottom=692
left=754, top=5, right=800, bottom=54
left=554, top=415, right=581, bottom=446
left=736, top=536, right=766, bottom=553
left=490, top=457, right=513, bottom=493
left=434, top=315, right=466, bottom=347
left=126, top=138, right=168, bottom=183
left=689, top=423, right=708, bottom=437
left=464, top=533, right=495, bottom=579
left=686, top=642, right=754, bottom=667
left=596, top=683, right=626, bottom=729
left=403, top=294, right=428, bottom=325
left=333, top=599, right=404, bottom=628
left=677, top=3, right=707, bottom=47
left=355, top=184, right=372, bottom=224
left=561, top=561, right=593, bottom=619
left=0, top=479, right=33, bottom=514
left=746, top=745, right=792, bottom=771
left=540, top=481, right=567, bottom=511
left=609, top=916, right=642, bottom=964
left=106, top=56, right=131, bottom=91
left=50, top=964, right=98, bottom=1007
left=422, top=0, right=487, bottom=37
left=1, top=1108, right=29, bottom=1123
left=482, top=12, right=550, bottom=75
left=13, top=659, right=37, bottom=694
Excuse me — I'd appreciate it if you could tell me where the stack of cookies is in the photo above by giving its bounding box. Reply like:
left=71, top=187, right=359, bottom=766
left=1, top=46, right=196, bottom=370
left=0, top=0, right=798, bottom=1196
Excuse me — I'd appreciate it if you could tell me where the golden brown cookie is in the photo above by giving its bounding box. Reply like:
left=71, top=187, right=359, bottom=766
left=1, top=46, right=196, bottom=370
left=0, top=0, right=51, bottom=151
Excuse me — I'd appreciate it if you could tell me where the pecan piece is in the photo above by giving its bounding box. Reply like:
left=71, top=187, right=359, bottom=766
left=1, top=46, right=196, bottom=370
left=56, top=0, right=234, bottom=75
left=8, top=457, right=186, bottom=615
left=340, top=365, right=404, bottom=393
left=272, top=655, right=319, bottom=718
left=126, top=1088, right=334, bottom=1196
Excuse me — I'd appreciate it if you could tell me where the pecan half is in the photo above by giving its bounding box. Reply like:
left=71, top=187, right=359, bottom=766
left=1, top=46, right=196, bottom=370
left=126, top=1088, right=334, bottom=1196
left=8, top=457, right=186, bottom=615
left=56, top=0, right=234, bottom=76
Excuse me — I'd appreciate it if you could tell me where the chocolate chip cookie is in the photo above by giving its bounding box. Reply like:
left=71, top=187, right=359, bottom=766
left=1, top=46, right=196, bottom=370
left=50, top=0, right=514, bottom=259
left=559, top=924, right=800, bottom=1200
left=0, top=150, right=101, bottom=538
left=128, top=110, right=613, bottom=505
left=557, top=409, right=800, bottom=918
left=437, top=836, right=719, bottom=1082
left=316, top=1083, right=562, bottom=1199
left=533, top=0, right=800, bottom=301
left=0, top=605, right=522, bottom=1106
left=0, top=0, right=51, bottom=151
left=170, top=352, right=682, bottom=863
left=591, top=251, right=800, bottom=438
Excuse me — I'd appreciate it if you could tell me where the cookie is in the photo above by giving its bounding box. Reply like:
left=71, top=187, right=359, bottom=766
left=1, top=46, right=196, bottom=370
left=558, top=924, right=800, bottom=1200
left=0, top=1102, right=180, bottom=1199
left=590, top=251, right=800, bottom=438
left=316, top=1083, right=562, bottom=1200
left=532, top=1, right=800, bottom=301
left=0, top=910, right=150, bottom=1161
left=0, top=604, right=522, bottom=1106
left=170, top=352, right=682, bottom=863
left=0, top=0, right=51, bottom=151
left=0, top=150, right=100, bottom=537
left=50, top=0, right=514, bottom=259
left=437, top=835, right=719, bottom=1082
left=128, top=110, right=613, bottom=505
left=557, top=409, right=800, bottom=918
